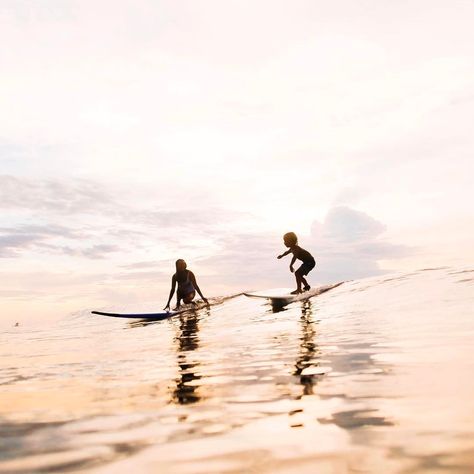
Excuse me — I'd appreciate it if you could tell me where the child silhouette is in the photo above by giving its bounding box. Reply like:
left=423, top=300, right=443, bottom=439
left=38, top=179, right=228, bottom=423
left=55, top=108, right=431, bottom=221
left=164, top=259, right=208, bottom=310
left=277, top=232, right=316, bottom=294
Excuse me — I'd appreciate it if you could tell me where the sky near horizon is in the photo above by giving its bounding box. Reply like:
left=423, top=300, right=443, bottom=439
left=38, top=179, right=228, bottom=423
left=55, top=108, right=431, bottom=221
left=1, top=0, right=473, bottom=324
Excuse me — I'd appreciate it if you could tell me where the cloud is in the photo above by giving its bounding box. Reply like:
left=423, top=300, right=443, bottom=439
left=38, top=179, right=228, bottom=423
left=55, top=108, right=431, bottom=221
left=0, top=171, right=414, bottom=288
left=0, top=223, right=120, bottom=259
left=0, top=175, right=253, bottom=257
left=0, top=234, right=38, bottom=258
left=120, top=260, right=163, bottom=270
left=0, top=223, right=83, bottom=238
left=0, top=175, right=249, bottom=226
left=197, top=232, right=284, bottom=288
left=44, top=243, right=121, bottom=259
left=0, top=220, right=124, bottom=259
left=314, top=206, right=386, bottom=243
left=307, top=207, right=412, bottom=280
left=197, top=206, right=413, bottom=289
left=0, top=175, right=115, bottom=214
left=132, top=208, right=249, bottom=231
left=0, top=224, right=81, bottom=257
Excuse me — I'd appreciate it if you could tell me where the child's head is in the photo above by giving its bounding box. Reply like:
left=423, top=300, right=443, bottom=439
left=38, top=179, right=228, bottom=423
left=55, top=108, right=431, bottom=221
left=283, top=232, right=298, bottom=247
left=175, top=259, right=187, bottom=272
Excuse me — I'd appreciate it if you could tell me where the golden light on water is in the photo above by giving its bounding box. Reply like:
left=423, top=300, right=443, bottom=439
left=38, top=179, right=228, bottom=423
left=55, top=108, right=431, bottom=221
left=2, top=268, right=474, bottom=472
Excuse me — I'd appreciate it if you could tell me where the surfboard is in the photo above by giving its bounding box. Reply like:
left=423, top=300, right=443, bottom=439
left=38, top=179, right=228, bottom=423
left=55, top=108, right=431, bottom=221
left=91, top=301, right=209, bottom=319
left=91, top=310, right=177, bottom=319
left=91, top=294, right=244, bottom=320
left=244, top=282, right=344, bottom=304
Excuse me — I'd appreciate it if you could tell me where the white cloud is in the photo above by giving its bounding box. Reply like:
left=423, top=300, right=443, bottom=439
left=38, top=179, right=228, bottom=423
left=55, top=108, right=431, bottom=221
left=198, top=207, right=412, bottom=292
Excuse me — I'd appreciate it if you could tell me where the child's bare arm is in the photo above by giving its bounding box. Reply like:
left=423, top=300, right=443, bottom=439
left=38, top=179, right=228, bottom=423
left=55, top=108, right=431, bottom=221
left=289, top=255, right=297, bottom=273
left=190, top=272, right=209, bottom=304
left=277, top=249, right=292, bottom=259
left=163, top=275, right=176, bottom=310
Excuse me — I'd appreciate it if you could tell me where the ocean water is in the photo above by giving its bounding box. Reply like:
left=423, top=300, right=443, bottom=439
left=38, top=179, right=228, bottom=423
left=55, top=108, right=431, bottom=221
left=1, top=267, right=473, bottom=473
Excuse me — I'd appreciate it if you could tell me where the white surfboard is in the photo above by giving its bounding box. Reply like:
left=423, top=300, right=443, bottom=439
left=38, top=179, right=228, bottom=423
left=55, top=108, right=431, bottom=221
left=244, top=282, right=344, bottom=304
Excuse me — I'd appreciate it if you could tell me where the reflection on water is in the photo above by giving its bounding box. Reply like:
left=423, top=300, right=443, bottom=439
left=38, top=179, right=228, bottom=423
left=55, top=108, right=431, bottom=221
left=172, top=310, right=203, bottom=405
left=1, top=267, right=474, bottom=473
left=319, top=408, right=393, bottom=429
left=294, top=300, right=319, bottom=397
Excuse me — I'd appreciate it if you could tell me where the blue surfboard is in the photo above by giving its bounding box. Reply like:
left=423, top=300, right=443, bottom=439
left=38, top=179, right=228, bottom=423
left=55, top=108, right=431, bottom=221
left=91, top=310, right=177, bottom=319
left=91, top=300, right=210, bottom=319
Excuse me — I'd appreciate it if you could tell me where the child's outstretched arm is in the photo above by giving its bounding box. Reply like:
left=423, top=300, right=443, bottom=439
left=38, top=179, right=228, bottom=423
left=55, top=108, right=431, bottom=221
left=289, top=255, right=297, bottom=273
left=277, top=249, right=292, bottom=259
left=190, top=272, right=209, bottom=304
left=163, top=275, right=176, bottom=310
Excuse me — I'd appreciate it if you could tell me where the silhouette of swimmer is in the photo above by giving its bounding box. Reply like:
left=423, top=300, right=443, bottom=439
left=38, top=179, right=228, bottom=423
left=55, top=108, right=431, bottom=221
left=164, top=259, right=208, bottom=310
left=277, top=232, right=316, bottom=294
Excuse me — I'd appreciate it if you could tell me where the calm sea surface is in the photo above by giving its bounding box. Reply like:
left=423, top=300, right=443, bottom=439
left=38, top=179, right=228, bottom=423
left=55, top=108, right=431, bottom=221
left=1, top=267, right=473, bottom=473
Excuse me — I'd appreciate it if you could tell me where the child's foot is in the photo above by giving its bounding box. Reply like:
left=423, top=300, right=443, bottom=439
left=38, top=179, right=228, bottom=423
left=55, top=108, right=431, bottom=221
left=303, top=285, right=311, bottom=292
left=290, top=289, right=302, bottom=295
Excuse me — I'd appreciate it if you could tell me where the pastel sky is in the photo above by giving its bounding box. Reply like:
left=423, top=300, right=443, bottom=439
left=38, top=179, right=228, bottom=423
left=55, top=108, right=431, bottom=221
left=1, top=0, right=473, bottom=324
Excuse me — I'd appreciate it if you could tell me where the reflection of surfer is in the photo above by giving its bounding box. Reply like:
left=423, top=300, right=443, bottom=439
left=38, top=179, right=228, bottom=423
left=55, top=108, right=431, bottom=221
left=294, top=300, right=320, bottom=396
left=164, top=259, right=208, bottom=310
left=173, top=311, right=202, bottom=404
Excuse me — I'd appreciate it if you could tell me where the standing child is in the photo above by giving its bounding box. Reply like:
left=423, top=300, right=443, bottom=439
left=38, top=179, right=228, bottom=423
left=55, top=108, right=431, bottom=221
left=164, top=259, right=208, bottom=310
left=277, top=232, right=316, bottom=294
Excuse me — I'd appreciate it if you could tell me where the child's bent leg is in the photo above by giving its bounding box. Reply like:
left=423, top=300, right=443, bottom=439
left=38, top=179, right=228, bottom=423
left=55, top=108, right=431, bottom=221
left=302, top=262, right=314, bottom=291
left=183, top=291, right=196, bottom=304
left=292, top=273, right=303, bottom=294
